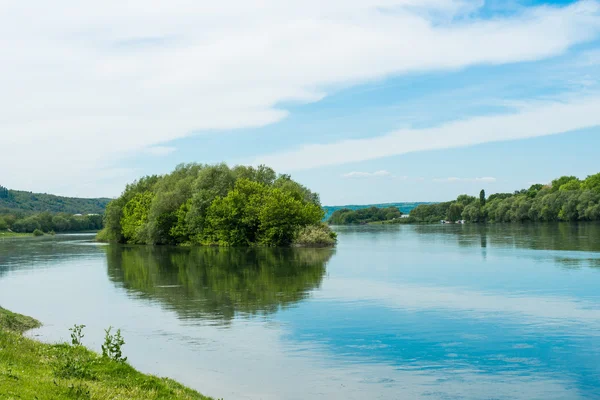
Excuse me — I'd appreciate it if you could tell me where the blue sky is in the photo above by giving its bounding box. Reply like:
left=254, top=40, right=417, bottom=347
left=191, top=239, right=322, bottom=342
left=1, top=0, right=599, bottom=204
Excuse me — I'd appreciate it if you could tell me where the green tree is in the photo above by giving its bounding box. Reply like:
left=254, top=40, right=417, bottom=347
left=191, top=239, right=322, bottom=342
left=479, top=190, right=486, bottom=207
left=447, top=203, right=464, bottom=222
left=121, top=192, right=154, bottom=243
left=559, top=180, right=581, bottom=191
left=462, top=203, right=481, bottom=222
left=551, top=176, right=578, bottom=192
left=582, top=173, right=600, bottom=194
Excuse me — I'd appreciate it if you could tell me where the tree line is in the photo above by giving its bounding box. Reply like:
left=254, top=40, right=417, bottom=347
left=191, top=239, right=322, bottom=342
left=409, top=173, right=600, bottom=223
left=0, top=212, right=103, bottom=233
left=328, top=206, right=403, bottom=225
left=98, top=163, right=337, bottom=247
left=0, top=185, right=110, bottom=214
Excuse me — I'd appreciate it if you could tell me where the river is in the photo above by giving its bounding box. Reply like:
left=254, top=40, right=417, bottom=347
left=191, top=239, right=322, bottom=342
left=1, top=224, right=600, bottom=399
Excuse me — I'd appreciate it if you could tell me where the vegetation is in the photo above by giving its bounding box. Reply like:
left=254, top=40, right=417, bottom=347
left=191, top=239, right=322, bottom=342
left=0, top=211, right=103, bottom=234
left=0, top=307, right=212, bottom=400
left=0, top=307, right=41, bottom=333
left=293, top=223, right=338, bottom=247
left=323, top=202, right=430, bottom=221
left=0, top=184, right=110, bottom=214
left=0, top=231, right=31, bottom=238
left=408, top=173, right=600, bottom=223
left=98, top=163, right=336, bottom=247
left=328, top=206, right=403, bottom=225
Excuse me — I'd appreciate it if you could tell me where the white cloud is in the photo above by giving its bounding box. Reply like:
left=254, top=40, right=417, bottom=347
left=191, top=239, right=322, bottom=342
left=255, top=95, right=600, bottom=171
left=143, top=146, right=177, bottom=156
left=434, top=177, right=497, bottom=183
left=1, top=0, right=600, bottom=195
left=342, top=170, right=392, bottom=178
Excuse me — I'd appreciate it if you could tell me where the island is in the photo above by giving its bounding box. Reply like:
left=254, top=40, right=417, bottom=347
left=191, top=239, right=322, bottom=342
left=98, top=163, right=337, bottom=247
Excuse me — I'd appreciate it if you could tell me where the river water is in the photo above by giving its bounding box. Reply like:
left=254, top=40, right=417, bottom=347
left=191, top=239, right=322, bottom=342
left=1, top=224, right=600, bottom=399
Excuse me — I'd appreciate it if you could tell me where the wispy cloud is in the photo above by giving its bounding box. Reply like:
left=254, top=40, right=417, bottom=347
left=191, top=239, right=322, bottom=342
left=342, top=170, right=393, bottom=179
left=143, top=146, right=177, bottom=156
left=1, top=0, right=600, bottom=195
left=255, top=95, right=600, bottom=171
left=433, top=177, right=497, bottom=183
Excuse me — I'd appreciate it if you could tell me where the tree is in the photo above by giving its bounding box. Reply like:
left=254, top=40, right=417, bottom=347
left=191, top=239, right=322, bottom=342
left=551, top=176, right=579, bottom=192
left=121, top=192, right=154, bottom=243
left=447, top=203, right=464, bottom=222
left=462, top=203, right=481, bottom=222
left=479, top=190, right=486, bottom=207
left=559, top=180, right=581, bottom=191
left=0, top=185, right=9, bottom=199
left=582, top=173, right=600, bottom=194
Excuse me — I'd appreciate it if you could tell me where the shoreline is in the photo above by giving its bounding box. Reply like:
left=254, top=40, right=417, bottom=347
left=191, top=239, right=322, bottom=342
left=0, top=307, right=213, bottom=400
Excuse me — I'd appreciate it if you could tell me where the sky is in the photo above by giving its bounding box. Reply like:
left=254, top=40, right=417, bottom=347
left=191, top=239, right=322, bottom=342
left=1, top=0, right=599, bottom=205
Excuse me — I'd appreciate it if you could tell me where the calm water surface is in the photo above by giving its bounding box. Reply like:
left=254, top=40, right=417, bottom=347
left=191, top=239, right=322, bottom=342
left=1, top=225, right=600, bottom=400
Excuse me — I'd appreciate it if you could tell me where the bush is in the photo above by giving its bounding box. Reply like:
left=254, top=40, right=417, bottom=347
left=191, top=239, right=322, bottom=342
left=33, top=229, right=44, bottom=236
left=293, top=224, right=337, bottom=247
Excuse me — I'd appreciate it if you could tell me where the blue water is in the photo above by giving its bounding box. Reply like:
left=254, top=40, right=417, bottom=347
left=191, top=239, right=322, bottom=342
left=1, top=224, right=599, bottom=399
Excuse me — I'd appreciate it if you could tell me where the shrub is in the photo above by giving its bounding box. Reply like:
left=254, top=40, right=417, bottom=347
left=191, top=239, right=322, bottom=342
left=33, top=229, right=44, bottom=236
left=293, top=224, right=337, bottom=247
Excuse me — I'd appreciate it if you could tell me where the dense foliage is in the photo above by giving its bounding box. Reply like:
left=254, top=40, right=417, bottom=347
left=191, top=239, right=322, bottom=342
left=323, top=202, right=430, bottom=221
left=0, top=185, right=110, bottom=214
left=98, top=163, right=336, bottom=247
left=0, top=211, right=103, bottom=233
left=328, top=206, right=403, bottom=225
left=409, top=173, right=600, bottom=223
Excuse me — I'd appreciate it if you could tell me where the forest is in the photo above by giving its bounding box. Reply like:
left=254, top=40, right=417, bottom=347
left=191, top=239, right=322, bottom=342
left=328, top=206, right=403, bottom=225
left=0, top=212, right=103, bottom=234
left=408, top=173, right=600, bottom=223
left=98, top=163, right=337, bottom=247
left=0, top=185, right=110, bottom=214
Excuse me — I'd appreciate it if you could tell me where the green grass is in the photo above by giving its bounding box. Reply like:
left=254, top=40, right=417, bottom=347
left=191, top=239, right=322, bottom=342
left=0, top=231, right=32, bottom=238
left=0, top=308, right=214, bottom=400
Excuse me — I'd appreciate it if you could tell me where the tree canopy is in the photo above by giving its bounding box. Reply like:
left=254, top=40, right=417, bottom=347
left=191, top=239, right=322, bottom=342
left=328, top=206, right=402, bottom=225
left=98, top=163, right=336, bottom=247
left=409, top=173, right=600, bottom=223
left=0, top=186, right=110, bottom=214
left=0, top=211, right=102, bottom=233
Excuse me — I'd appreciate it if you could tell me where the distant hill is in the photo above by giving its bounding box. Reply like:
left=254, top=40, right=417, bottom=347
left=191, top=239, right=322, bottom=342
left=323, top=202, right=435, bottom=221
left=0, top=185, right=111, bottom=215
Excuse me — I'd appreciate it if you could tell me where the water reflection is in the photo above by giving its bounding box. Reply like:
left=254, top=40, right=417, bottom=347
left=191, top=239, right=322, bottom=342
left=0, top=234, right=103, bottom=277
left=105, top=245, right=333, bottom=323
left=409, top=223, right=600, bottom=252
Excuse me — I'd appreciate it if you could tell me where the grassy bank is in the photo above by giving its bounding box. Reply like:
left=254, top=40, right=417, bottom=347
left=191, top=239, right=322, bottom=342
left=0, top=307, right=212, bottom=400
left=0, top=231, right=32, bottom=238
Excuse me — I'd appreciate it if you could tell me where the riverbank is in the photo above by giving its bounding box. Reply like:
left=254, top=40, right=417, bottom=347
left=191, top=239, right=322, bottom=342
left=0, top=231, right=32, bottom=238
left=0, top=307, right=212, bottom=400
